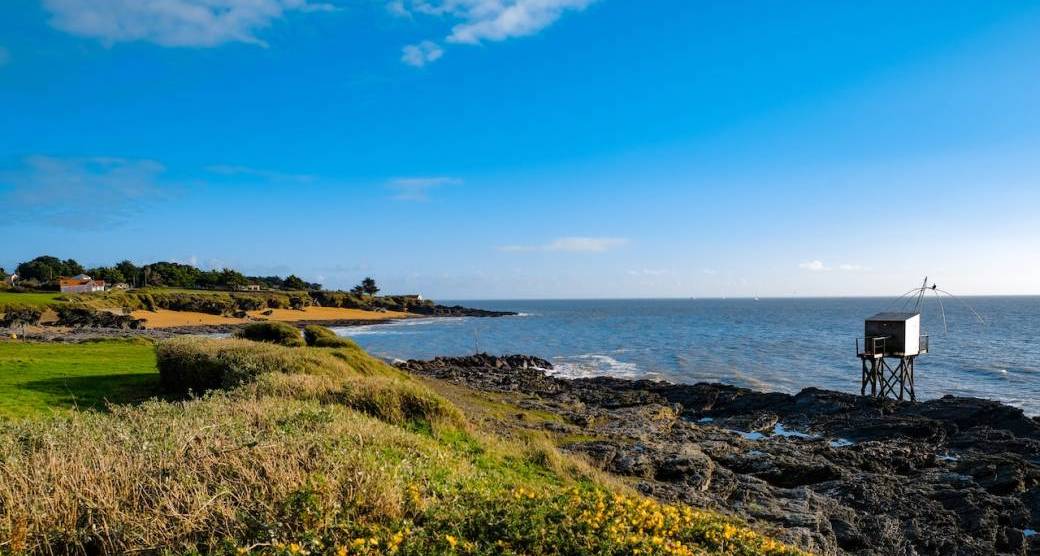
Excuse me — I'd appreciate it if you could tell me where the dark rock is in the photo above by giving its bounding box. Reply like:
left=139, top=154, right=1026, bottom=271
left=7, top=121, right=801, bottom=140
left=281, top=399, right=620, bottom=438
left=54, top=306, right=145, bottom=329
left=407, top=304, right=518, bottom=317
left=398, top=353, right=1040, bottom=556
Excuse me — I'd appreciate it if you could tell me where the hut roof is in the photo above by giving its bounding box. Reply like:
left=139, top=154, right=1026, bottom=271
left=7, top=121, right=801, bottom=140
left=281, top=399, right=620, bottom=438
left=866, top=312, right=919, bottom=322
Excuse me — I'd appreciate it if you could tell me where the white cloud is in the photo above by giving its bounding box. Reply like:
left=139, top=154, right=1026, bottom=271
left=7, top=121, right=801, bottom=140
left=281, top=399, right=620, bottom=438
left=388, top=176, right=461, bottom=201
left=446, top=0, right=595, bottom=45
left=0, top=47, right=10, bottom=66
left=42, top=0, right=337, bottom=48
left=799, top=260, right=868, bottom=272
left=394, top=0, right=596, bottom=65
left=500, top=236, right=628, bottom=253
left=0, top=155, right=170, bottom=229
left=799, top=260, right=829, bottom=272
left=401, top=40, right=444, bottom=67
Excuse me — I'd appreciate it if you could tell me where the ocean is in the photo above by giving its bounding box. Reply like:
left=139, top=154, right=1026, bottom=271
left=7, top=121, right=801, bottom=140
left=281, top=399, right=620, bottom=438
left=332, top=297, right=1040, bottom=416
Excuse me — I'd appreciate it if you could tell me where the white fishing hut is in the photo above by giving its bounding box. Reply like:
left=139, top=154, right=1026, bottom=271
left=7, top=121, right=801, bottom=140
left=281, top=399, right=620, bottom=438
left=857, top=312, right=929, bottom=401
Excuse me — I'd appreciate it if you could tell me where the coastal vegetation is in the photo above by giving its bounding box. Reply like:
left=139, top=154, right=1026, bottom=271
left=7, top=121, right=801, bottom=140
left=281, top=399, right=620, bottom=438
left=0, top=336, right=799, bottom=555
left=351, top=277, right=380, bottom=296
left=11, top=256, right=322, bottom=292
left=234, top=321, right=308, bottom=347
left=304, top=324, right=360, bottom=348
left=1, top=256, right=508, bottom=330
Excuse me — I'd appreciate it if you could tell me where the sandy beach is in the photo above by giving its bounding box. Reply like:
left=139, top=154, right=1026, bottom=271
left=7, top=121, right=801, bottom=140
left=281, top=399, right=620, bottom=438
left=131, top=307, right=410, bottom=329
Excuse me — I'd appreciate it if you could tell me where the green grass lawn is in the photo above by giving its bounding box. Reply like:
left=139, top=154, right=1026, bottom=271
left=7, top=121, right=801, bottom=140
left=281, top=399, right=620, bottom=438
left=0, top=290, right=66, bottom=309
left=0, top=339, right=160, bottom=418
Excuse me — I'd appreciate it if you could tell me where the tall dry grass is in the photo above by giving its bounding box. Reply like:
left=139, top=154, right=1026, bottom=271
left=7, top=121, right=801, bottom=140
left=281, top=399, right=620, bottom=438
left=0, top=395, right=431, bottom=553
left=0, top=337, right=803, bottom=555
left=156, top=337, right=397, bottom=395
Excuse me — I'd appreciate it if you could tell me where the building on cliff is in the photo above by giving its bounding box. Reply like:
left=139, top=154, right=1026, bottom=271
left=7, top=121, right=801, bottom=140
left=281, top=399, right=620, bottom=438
left=59, top=275, right=106, bottom=294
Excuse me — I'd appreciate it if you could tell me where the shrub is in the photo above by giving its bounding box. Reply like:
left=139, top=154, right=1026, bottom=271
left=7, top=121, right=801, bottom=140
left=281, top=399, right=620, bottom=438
left=233, top=295, right=266, bottom=311
left=267, top=296, right=288, bottom=309
left=252, top=373, right=465, bottom=429
left=288, top=294, right=309, bottom=310
left=235, top=321, right=304, bottom=347
left=155, top=336, right=402, bottom=396
left=0, top=306, right=43, bottom=328
left=157, top=337, right=348, bottom=394
left=303, top=325, right=358, bottom=348
left=54, top=306, right=144, bottom=329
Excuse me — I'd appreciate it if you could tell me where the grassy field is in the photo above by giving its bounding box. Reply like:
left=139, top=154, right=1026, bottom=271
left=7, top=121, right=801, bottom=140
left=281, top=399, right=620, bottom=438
left=0, top=290, right=66, bottom=309
left=0, top=339, right=160, bottom=418
left=0, top=335, right=801, bottom=554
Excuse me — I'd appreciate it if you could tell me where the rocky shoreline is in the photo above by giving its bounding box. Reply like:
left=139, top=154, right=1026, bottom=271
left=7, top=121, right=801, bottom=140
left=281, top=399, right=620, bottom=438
left=397, top=354, right=1040, bottom=555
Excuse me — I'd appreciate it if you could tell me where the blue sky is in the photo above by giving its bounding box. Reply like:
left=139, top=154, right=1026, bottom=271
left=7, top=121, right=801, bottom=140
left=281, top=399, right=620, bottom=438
left=2, top=1, right=1039, bottom=298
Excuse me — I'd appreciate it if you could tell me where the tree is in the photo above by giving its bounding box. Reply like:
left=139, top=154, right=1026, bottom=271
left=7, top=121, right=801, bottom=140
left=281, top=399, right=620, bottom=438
left=87, top=266, right=127, bottom=284
left=356, top=277, right=379, bottom=296
left=142, top=262, right=201, bottom=288
left=283, top=274, right=307, bottom=291
left=218, top=268, right=248, bottom=289
left=115, top=260, right=139, bottom=286
left=15, top=256, right=84, bottom=282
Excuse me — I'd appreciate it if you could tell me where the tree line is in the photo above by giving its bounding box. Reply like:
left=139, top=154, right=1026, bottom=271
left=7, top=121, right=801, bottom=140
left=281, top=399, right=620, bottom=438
left=7, top=256, right=324, bottom=292
left=6, top=255, right=385, bottom=296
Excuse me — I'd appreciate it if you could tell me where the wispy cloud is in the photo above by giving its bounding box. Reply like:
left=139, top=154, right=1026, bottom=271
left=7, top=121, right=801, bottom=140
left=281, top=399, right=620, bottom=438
left=627, top=268, right=668, bottom=277
left=401, top=40, right=444, bottom=66
left=387, top=1, right=411, bottom=17
left=0, top=46, right=9, bottom=66
left=0, top=155, right=171, bottom=229
left=499, top=236, right=629, bottom=253
left=39, top=0, right=592, bottom=63
left=798, top=260, right=868, bottom=272
left=206, top=164, right=316, bottom=183
left=393, top=0, right=596, bottom=65
left=42, top=0, right=337, bottom=48
left=798, top=260, right=828, bottom=272
left=388, top=176, right=461, bottom=201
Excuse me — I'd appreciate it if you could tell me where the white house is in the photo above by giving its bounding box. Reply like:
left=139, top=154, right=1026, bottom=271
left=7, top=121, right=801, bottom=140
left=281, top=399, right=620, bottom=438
left=59, top=275, right=106, bottom=294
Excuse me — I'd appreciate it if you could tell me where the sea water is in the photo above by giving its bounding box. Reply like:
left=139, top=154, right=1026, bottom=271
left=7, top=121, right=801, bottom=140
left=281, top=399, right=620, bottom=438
left=332, top=297, right=1040, bottom=416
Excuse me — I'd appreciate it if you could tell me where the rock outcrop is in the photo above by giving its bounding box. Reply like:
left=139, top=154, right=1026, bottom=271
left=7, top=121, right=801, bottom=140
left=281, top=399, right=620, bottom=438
left=54, top=307, right=145, bottom=329
left=399, top=354, right=1040, bottom=556
left=407, top=304, right=518, bottom=318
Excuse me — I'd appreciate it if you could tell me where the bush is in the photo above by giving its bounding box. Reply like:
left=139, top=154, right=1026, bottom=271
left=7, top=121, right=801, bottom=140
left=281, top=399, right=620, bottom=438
left=0, top=306, right=43, bottom=328
left=267, top=296, right=288, bottom=309
left=54, top=306, right=144, bottom=329
left=139, top=293, right=157, bottom=311
left=235, top=321, right=304, bottom=347
left=288, top=294, right=309, bottom=310
left=252, top=372, right=464, bottom=428
left=157, top=337, right=351, bottom=395
left=233, top=295, right=266, bottom=311
left=303, top=325, right=358, bottom=348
